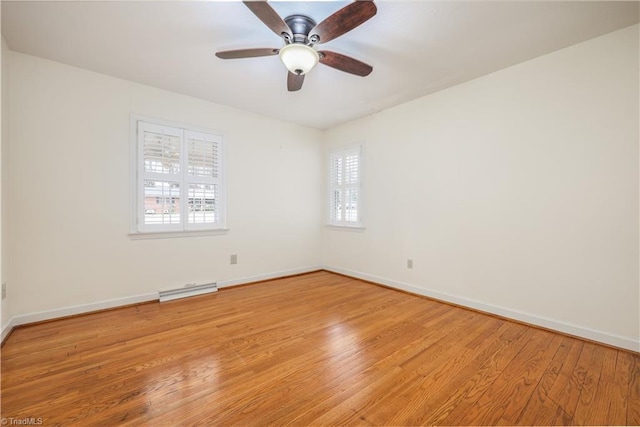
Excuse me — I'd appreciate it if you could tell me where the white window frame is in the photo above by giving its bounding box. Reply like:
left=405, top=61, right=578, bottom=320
left=327, top=144, right=365, bottom=229
left=129, top=116, right=227, bottom=239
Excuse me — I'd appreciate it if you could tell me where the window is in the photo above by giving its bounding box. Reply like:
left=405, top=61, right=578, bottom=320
left=132, top=119, right=226, bottom=235
left=329, top=145, right=363, bottom=227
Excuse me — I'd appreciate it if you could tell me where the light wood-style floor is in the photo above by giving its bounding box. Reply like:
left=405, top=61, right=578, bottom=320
left=2, top=271, right=639, bottom=426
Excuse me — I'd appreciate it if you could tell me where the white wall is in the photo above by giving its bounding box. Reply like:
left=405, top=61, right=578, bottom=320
left=323, top=25, right=640, bottom=350
left=4, top=24, right=639, bottom=352
left=1, top=34, right=12, bottom=339
left=7, top=52, right=323, bottom=319
left=0, top=26, right=7, bottom=334
left=0, top=35, right=18, bottom=342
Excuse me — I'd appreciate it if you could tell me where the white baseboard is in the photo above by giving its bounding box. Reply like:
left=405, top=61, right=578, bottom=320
left=6, top=292, right=159, bottom=334
left=1, top=265, right=323, bottom=343
left=322, top=265, right=640, bottom=353
left=217, top=265, right=323, bottom=288
left=4, top=264, right=636, bottom=353
left=1, top=316, right=16, bottom=343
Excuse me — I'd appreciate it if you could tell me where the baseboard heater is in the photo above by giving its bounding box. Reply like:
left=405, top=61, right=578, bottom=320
left=159, top=282, right=218, bottom=302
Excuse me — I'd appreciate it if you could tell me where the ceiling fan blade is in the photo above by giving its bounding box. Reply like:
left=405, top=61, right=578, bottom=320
left=287, top=72, right=305, bottom=92
left=243, top=1, right=292, bottom=40
left=309, top=1, right=377, bottom=45
left=319, top=51, right=372, bottom=76
left=215, top=48, right=279, bottom=59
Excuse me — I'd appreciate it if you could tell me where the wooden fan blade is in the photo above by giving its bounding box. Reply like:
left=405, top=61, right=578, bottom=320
left=309, top=1, right=376, bottom=45
left=215, top=48, right=279, bottom=59
left=243, top=1, right=292, bottom=40
left=319, top=51, right=372, bottom=76
left=287, top=72, right=305, bottom=92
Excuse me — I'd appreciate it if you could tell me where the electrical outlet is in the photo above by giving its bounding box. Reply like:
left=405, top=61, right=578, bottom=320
left=230, top=254, right=238, bottom=265
left=407, top=259, right=413, bottom=269
left=2, top=283, right=6, bottom=299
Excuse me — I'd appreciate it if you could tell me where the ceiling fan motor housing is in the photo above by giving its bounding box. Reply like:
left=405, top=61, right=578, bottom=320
left=284, top=15, right=317, bottom=44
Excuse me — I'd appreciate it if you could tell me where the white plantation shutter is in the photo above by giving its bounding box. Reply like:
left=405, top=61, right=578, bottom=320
left=329, top=146, right=362, bottom=226
left=139, top=122, right=183, bottom=230
left=185, top=130, right=223, bottom=229
left=143, top=126, right=181, bottom=175
left=187, top=133, right=218, bottom=178
left=136, top=120, right=225, bottom=233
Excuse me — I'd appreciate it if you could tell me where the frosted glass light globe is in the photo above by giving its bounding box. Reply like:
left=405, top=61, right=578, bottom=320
left=279, top=44, right=319, bottom=75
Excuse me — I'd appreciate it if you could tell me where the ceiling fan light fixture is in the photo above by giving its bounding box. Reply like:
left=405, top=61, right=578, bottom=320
left=279, top=43, right=319, bottom=75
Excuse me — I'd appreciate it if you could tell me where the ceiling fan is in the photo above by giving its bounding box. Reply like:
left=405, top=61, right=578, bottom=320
left=215, top=1, right=377, bottom=92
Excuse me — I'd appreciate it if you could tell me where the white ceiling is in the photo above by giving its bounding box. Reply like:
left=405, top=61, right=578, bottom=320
left=2, top=1, right=638, bottom=129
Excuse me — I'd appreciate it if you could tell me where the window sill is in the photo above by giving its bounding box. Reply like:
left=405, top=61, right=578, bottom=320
left=325, top=224, right=366, bottom=232
left=128, top=228, right=229, bottom=240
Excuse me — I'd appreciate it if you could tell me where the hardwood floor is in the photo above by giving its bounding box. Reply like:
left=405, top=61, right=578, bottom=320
left=2, top=271, right=639, bottom=426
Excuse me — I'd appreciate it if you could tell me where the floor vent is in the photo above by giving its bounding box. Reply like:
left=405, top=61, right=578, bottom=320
left=159, top=283, right=218, bottom=302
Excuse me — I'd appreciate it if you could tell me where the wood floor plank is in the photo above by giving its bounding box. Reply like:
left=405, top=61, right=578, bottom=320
left=1, top=271, right=636, bottom=426
left=516, top=337, right=583, bottom=426
left=450, top=329, right=562, bottom=425
left=578, top=345, right=622, bottom=425
left=629, top=353, right=640, bottom=426
left=282, top=307, right=481, bottom=425
left=573, top=342, right=607, bottom=424
left=605, top=350, right=632, bottom=425
left=496, top=337, right=581, bottom=425
left=422, top=322, right=531, bottom=426
left=388, top=321, right=526, bottom=426
left=544, top=339, right=588, bottom=425
left=310, top=315, right=502, bottom=426
left=245, top=306, right=482, bottom=425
